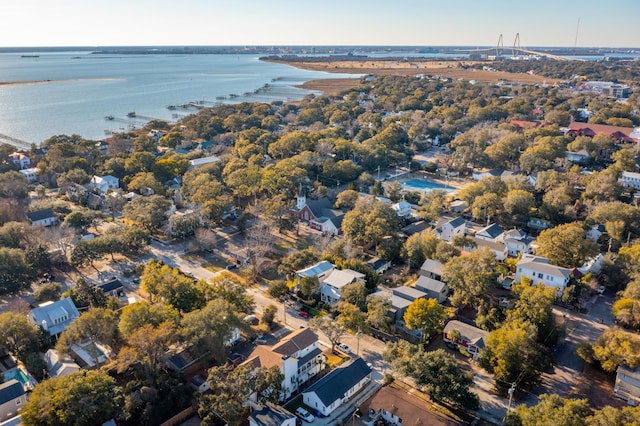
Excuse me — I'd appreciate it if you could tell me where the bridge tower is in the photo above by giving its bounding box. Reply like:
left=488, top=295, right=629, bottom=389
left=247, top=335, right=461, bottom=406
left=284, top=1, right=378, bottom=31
left=496, top=34, right=504, bottom=58
left=512, top=33, right=521, bottom=58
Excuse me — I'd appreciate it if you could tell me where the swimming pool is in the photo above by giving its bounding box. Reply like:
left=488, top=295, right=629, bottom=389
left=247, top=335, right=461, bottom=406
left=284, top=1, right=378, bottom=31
left=5, top=368, right=30, bottom=386
left=402, top=178, right=455, bottom=193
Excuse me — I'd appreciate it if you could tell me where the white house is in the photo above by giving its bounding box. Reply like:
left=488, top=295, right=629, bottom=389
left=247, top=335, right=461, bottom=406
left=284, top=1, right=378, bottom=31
left=302, top=357, right=372, bottom=416
left=0, top=380, right=25, bottom=422
left=243, top=328, right=325, bottom=399
left=319, top=269, right=366, bottom=305
left=615, top=365, right=640, bottom=405
left=434, top=216, right=466, bottom=242
left=296, top=261, right=335, bottom=285
left=8, top=152, right=30, bottom=170
left=249, top=403, right=296, bottom=426
left=188, top=155, right=220, bottom=170
left=586, top=224, right=606, bottom=242
left=26, top=208, right=57, bottom=227
left=501, top=229, right=536, bottom=257
left=90, top=175, right=119, bottom=194
left=515, top=254, right=572, bottom=290
left=475, top=223, right=504, bottom=242
left=19, top=167, right=38, bottom=183
left=472, top=168, right=503, bottom=181
left=392, top=201, right=413, bottom=217
left=443, top=320, right=489, bottom=361
left=619, top=171, right=640, bottom=191
left=29, top=297, right=80, bottom=339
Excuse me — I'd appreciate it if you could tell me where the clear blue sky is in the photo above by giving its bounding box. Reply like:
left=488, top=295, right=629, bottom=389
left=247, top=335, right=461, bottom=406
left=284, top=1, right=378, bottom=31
left=2, top=0, right=638, bottom=47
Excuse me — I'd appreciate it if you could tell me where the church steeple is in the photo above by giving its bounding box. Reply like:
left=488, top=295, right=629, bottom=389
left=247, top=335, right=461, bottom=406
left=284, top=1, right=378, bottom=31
left=296, top=184, right=306, bottom=210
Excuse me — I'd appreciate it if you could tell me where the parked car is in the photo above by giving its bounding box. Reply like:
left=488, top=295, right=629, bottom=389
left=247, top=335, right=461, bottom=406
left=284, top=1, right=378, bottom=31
left=597, top=285, right=606, bottom=294
left=298, top=311, right=310, bottom=319
left=295, top=407, right=314, bottom=423
left=337, top=343, right=352, bottom=354
left=226, top=264, right=237, bottom=270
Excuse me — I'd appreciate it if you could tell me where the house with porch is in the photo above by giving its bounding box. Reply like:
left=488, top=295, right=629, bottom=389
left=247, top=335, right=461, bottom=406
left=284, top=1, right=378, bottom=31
left=319, top=269, right=366, bottom=305
left=515, top=254, right=572, bottom=290
left=29, top=297, right=80, bottom=340
left=302, top=357, right=372, bottom=416
left=619, top=171, right=640, bottom=191
left=26, top=208, right=57, bottom=228
left=89, top=175, right=119, bottom=194
left=443, top=320, right=489, bottom=360
left=615, top=365, right=640, bottom=405
left=434, top=216, right=466, bottom=242
left=501, top=228, right=536, bottom=257
left=243, top=328, right=325, bottom=400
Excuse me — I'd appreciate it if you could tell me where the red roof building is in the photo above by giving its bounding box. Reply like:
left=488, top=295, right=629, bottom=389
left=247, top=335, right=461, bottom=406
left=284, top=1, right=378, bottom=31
left=566, top=122, right=638, bottom=143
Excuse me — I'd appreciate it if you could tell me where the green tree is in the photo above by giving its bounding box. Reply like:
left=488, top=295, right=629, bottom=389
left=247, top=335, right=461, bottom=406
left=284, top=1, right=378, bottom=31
left=403, top=229, right=439, bottom=269
left=442, top=247, right=498, bottom=309
left=21, top=370, right=122, bottom=426
left=404, top=298, right=447, bottom=342
left=509, top=393, right=590, bottom=426
left=366, top=295, right=392, bottom=332
left=267, top=280, right=289, bottom=300
left=118, top=301, right=180, bottom=337
left=0, top=312, right=42, bottom=360
left=0, top=247, right=33, bottom=294
left=590, top=328, right=640, bottom=372
left=181, top=299, right=243, bottom=364
left=117, top=321, right=177, bottom=377
left=508, top=282, right=557, bottom=342
left=309, top=315, right=346, bottom=354
left=140, top=260, right=205, bottom=313
left=404, top=349, right=479, bottom=410
left=342, top=197, right=399, bottom=248
left=34, top=282, right=62, bottom=303
left=62, top=209, right=102, bottom=234
left=340, top=281, right=367, bottom=309
left=586, top=405, right=640, bottom=426
left=536, top=223, right=599, bottom=268
left=262, top=304, right=278, bottom=325
left=335, top=189, right=360, bottom=210
left=338, top=302, right=368, bottom=334
left=122, top=194, right=172, bottom=231
left=479, top=320, right=549, bottom=394
left=277, top=248, right=320, bottom=280
left=56, top=308, right=119, bottom=366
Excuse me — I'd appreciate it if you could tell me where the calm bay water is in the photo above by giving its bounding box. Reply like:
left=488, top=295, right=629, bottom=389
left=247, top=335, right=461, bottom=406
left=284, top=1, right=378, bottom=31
left=0, top=52, right=358, bottom=145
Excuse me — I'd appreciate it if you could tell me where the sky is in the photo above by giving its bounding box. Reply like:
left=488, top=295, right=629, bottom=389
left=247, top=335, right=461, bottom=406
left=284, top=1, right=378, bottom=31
left=1, top=0, right=639, bottom=48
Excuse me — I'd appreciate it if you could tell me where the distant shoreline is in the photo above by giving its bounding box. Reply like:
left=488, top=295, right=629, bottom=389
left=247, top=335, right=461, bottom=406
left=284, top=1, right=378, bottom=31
left=0, top=77, right=122, bottom=86
left=264, top=57, right=559, bottom=87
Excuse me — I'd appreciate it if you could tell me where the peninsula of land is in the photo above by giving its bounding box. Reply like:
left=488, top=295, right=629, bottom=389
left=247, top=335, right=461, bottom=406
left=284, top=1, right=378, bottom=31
left=264, top=57, right=559, bottom=95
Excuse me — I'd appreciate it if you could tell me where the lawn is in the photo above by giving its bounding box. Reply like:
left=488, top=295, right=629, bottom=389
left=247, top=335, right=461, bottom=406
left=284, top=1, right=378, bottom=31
left=202, top=259, right=227, bottom=272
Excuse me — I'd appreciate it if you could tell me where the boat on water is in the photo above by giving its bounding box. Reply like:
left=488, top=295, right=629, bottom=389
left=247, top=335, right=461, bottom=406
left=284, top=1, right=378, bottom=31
left=127, top=111, right=136, bottom=117
left=167, top=105, right=176, bottom=110
left=21, top=55, right=39, bottom=58
left=104, top=115, right=114, bottom=120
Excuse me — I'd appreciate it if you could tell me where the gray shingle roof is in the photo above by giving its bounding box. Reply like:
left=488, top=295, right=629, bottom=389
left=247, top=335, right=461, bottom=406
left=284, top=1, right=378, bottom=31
left=26, top=208, right=55, bottom=222
left=303, top=357, right=371, bottom=407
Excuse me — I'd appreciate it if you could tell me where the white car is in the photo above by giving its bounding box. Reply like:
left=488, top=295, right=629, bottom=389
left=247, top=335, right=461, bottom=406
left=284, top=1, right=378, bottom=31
left=337, top=343, right=352, bottom=354
left=597, top=286, right=606, bottom=294
left=295, top=407, right=314, bottom=423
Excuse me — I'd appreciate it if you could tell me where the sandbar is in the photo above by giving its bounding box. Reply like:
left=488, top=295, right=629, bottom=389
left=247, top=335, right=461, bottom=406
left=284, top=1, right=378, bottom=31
left=0, top=78, right=122, bottom=86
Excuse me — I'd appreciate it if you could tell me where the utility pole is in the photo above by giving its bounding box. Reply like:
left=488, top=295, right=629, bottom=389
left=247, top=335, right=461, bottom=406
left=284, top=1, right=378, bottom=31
left=503, top=382, right=516, bottom=424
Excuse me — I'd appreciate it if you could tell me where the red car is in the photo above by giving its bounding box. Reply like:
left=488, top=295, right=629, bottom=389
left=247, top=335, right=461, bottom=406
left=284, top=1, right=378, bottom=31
left=298, top=311, right=310, bottom=318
